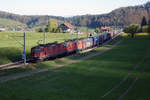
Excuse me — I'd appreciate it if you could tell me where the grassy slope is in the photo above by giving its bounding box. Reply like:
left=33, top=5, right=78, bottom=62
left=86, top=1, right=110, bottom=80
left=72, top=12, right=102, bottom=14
left=0, top=18, right=26, bottom=29
left=0, top=32, right=87, bottom=65
left=78, top=27, right=95, bottom=33
left=0, top=36, right=149, bottom=100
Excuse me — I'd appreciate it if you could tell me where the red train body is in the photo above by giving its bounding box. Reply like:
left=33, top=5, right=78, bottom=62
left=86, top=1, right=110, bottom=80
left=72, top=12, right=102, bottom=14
left=31, top=32, right=118, bottom=61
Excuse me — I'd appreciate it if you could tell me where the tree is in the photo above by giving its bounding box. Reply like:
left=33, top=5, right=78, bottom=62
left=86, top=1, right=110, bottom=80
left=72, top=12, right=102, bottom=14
left=48, top=19, right=58, bottom=33
left=55, top=28, right=62, bottom=33
left=95, top=28, right=100, bottom=33
left=124, top=24, right=140, bottom=38
left=142, top=25, right=149, bottom=33
left=141, top=16, right=147, bottom=27
left=44, top=25, right=49, bottom=32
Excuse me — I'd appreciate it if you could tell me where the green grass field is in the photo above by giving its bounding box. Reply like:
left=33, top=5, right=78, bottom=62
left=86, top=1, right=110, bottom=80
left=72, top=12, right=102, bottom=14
left=0, top=34, right=149, bottom=100
left=78, top=27, right=95, bottom=33
left=0, top=32, right=88, bottom=65
left=0, top=35, right=121, bottom=76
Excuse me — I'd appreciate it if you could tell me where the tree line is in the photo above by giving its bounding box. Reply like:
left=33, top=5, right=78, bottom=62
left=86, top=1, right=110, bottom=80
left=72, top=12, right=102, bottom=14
left=124, top=16, right=150, bottom=38
left=0, top=2, right=150, bottom=29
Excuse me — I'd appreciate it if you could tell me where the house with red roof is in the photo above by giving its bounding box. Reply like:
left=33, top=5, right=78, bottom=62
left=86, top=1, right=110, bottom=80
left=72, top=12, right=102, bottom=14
left=101, top=26, right=110, bottom=32
left=59, top=22, right=75, bottom=33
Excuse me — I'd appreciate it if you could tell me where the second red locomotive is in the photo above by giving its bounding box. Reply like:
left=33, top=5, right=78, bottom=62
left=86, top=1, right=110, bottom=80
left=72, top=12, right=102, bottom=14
left=31, top=32, right=115, bottom=61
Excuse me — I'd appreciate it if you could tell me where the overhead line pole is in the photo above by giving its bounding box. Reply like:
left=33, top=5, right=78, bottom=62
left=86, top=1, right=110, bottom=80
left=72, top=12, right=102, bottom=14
left=43, top=32, right=46, bottom=44
left=11, top=32, right=27, bottom=65
left=23, top=32, right=26, bottom=65
left=76, top=28, right=79, bottom=41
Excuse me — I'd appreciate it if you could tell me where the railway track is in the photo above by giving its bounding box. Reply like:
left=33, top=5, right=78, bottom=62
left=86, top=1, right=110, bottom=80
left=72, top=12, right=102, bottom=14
left=0, top=61, right=29, bottom=70
left=0, top=40, right=122, bottom=83
left=0, top=33, right=122, bottom=70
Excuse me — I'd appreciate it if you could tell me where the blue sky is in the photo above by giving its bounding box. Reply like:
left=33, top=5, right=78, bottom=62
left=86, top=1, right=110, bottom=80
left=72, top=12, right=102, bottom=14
left=0, top=0, right=149, bottom=16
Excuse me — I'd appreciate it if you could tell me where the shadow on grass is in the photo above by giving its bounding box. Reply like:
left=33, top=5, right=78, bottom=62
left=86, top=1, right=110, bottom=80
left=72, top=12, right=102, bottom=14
left=0, top=36, right=149, bottom=77
left=0, top=56, right=146, bottom=100
left=0, top=47, right=30, bottom=65
left=0, top=37, right=150, bottom=100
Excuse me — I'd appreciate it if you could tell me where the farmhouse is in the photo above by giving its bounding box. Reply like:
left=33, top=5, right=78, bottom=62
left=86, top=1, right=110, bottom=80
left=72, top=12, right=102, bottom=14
left=0, top=28, right=5, bottom=32
left=59, top=22, right=74, bottom=33
left=16, top=26, right=26, bottom=31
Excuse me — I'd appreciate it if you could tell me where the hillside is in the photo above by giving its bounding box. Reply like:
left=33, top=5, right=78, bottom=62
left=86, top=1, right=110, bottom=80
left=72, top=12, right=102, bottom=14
left=67, top=2, right=150, bottom=28
left=0, top=11, right=64, bottom=28
left=0, top=18, right=26, bottom=30
left=0, top=2, right=150, bottom=28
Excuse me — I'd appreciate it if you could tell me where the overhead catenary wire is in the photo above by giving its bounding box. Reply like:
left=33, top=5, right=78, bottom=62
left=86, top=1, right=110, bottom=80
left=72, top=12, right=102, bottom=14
left=10, top=32, right=27, bottom=65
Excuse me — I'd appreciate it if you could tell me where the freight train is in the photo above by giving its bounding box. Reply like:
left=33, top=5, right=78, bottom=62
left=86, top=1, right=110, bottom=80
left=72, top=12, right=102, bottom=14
left=31, top=32, right=117, bottom=61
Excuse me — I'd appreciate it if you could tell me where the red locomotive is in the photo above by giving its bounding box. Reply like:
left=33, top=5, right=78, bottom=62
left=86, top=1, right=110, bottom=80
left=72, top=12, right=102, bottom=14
left=31, top=32, right=116, bottom=61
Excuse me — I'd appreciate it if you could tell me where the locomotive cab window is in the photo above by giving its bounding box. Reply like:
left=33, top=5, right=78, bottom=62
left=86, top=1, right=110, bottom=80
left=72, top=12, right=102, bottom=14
left=47, top=47, right=50, bottom=51
left=35, top=48, right=41, bottom=53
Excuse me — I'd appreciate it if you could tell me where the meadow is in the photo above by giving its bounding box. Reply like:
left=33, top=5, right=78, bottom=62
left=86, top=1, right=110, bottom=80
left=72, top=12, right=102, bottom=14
left=0, top=34, right=149, bottom=100
left=0, top=34, right=121, bottom=76
left=0, top=18, right=26, bottom=30
left=0, top=32, right=88, bottom=65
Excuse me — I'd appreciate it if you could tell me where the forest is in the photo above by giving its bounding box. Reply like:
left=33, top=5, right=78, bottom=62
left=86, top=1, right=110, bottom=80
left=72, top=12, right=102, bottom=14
left=0, top=2, right=150, bottom=28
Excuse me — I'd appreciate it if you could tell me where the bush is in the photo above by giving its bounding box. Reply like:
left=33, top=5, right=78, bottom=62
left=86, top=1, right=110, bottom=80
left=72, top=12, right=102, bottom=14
left=55, top=28, right=62, bottom=33
left=142, top=25, right=149, bottom=33
left=44, top=25, right=49, bottom=32
left=95, top=28, right=101, bottom=33
left=124, top=24, right=140, bottom=38
left=36, top=28, right=44, bottom=32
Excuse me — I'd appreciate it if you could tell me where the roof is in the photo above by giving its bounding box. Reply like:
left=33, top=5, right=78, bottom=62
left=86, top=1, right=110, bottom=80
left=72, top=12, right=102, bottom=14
left=62, top=23, right=74, bottom=29
left=17, top=26, right=25, bottom=29
left=101, top=26, right=110, bottom=31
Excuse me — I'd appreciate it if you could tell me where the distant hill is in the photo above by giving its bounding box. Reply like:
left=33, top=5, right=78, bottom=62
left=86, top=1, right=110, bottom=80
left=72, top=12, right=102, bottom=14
left=0, top=11, right=64, bottom=28
left=0, top=2, right=150, bottom=28
left=67, top=2, right=150, bottom=28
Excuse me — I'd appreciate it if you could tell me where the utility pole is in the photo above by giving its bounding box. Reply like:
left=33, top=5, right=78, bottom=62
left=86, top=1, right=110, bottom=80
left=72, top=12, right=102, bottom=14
left=11, top=32, right=27, bottom=65
left=43, top=32, right=46, bottom=44
left=77, top=32, right=79, bottom=41
left=23, top=32, right=26, bottom=65
left=71, top=31, right=73, bottom=40
left=87, top=28, right=88, bottom=38
left=76, top=29, right=79, bottom=41
left=114, top=17, right=117, bottom=35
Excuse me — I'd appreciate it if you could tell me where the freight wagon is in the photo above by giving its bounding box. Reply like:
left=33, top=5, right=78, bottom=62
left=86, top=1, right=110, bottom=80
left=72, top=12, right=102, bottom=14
left=31, top=32, right=119, bottom=61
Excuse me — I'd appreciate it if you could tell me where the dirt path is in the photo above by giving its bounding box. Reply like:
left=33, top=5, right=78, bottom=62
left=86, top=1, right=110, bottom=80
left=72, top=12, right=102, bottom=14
left=0, top=40, right=122, bottom=83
